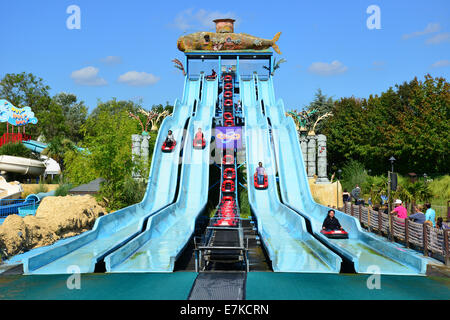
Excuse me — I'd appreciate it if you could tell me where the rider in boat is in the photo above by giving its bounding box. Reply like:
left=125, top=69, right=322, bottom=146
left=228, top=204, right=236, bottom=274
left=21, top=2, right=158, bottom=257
left=322, top=209, right=343, bottom=231
left=256, top=162, right=266, bottom=185
left=165, top=130, right=175, bottom=148
left=195, top=128, right=204, bottom=143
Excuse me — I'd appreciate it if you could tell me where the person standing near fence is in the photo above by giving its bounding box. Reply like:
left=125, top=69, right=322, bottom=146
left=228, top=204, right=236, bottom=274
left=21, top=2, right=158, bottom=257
left=351, top=185, right=361, bottom=205
left=425, top=203, right=436, bottom=227
left=408, top=205, right=426, bottom=224
left=342, top=189, right=351, bottom=203
left=391, top=199, right=408, bottom=219
left=436, top=217, right=449, bottom=230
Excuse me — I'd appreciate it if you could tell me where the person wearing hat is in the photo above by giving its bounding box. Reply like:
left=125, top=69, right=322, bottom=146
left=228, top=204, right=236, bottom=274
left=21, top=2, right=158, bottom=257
left=391, top=199, right=408, bottom=219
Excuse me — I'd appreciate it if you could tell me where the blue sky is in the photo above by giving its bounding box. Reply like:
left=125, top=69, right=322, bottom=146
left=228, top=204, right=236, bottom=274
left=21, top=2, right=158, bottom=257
left=1, top=0, right=449, bottom=112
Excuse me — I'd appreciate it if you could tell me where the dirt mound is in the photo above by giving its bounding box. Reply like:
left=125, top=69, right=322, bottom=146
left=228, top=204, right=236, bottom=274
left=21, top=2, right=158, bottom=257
left=0, top=195, right=107, bottom=259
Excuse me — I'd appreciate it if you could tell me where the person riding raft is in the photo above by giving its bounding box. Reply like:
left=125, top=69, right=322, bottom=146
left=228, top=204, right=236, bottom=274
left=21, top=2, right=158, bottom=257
left=322, top=209, right=343, bottom=231
left=165, top=130, right=175, bottom=148
left=195, top=128, right=204, bottom=144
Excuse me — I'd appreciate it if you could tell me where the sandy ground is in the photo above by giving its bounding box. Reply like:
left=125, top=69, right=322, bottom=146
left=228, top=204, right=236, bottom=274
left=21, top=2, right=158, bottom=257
left=21, top=184, right=59, bottom=197
left=0, top=195, right=107, bottom=260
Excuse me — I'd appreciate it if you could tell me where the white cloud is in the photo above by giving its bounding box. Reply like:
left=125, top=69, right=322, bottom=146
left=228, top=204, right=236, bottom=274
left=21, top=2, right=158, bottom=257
left=118, top=71, right=160, bottom=87
left=70, top=66, right=107, bottom=86
left=100, top=56, right=122, bottom=65
left=173, top=9, right=239, bottom=31
left=431, top=60, right=450, bottom=68
left=402, top=23, right=441, bottom=40
left=307, top=60, right=348, bottom=76
left=426, top=32, right=450, bottom=45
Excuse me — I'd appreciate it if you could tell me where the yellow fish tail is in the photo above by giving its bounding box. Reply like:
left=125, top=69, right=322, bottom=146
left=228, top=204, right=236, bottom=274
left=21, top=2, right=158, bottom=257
left=272, top=32, right=282, bottom=54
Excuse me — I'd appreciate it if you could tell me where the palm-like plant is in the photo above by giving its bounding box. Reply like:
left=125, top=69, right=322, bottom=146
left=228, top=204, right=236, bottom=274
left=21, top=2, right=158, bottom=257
left=395, top=181, right=432, bottom=209
left=41, top=137, right=75, bottom=172
left=172, top=59, right=186, bottom=76
left=263, top=58, right=287, bottom=76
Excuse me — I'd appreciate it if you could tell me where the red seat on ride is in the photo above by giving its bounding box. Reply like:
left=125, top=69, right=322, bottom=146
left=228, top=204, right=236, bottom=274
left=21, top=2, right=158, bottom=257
left=222, top=154, right=234, bottom=165
left=162, top=141, right=176, bottom=152
left=223, top=168, right=236, bottom=180
left=224, top=119, right=234, bottom=127
left=320, top=229, right=349, bottom=239
left=254, top=173, right=268, bottom=190
left=223, top=112, right=233, bottom=120
left=222, top=180, right=235, bottom=193
left=224, top=91, right=233, bottom=99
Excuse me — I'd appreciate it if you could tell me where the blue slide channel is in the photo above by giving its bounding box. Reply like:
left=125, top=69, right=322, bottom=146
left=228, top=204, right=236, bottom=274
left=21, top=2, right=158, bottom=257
left=258, top=76, right=427, bottom=275
left=104, top=76, right=218, bottom=272
left=240, top=75, right=341, bottom=273
left=22, top=76, right=202, bottom=274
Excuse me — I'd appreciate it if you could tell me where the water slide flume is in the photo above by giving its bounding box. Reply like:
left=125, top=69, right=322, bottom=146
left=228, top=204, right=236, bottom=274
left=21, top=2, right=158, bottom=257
left=22, top=76, right=201, bottom=274
left=258, top=76, right=427, bottom=275
left=0, top=155, right=45, bottom=176
left=241, top=76, right=341, bottom=273
left=104, top=76, right=218, bottom=272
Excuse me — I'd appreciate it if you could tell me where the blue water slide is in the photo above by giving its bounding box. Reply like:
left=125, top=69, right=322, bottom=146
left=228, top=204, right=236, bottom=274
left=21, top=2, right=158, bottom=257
left=22, top=140, right=48, bottom=154
left=104, top=77, right=218, bottom=272
left=240, top=76, right=341, bottom=273
left=23, top=137, right=87, bottom=155
left=258, top=76, right=427, bottom=275
left=22, top=76, right=202, bottom=274
left=25, top=190, right=55, bottom=203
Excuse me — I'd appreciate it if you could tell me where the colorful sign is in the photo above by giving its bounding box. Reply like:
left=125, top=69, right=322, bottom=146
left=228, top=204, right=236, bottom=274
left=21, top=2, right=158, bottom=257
left=0, top=99, right=38, bottom=126
left=215, top=127, right=242, bottom=149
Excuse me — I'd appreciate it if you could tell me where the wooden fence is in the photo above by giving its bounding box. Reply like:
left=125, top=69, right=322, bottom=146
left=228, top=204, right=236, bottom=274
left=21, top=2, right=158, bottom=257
left=341, top=202, right=449, bottom=265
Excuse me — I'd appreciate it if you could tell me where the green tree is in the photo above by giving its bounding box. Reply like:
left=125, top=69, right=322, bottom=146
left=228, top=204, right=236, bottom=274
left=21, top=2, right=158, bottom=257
left=52, top=93, right=88, bottom=143
left=323, top=75, right=450, bottom=175
left=0, top=72, right=51, bottom=137
left=65, top=100, right=145, bottom=210
left=305, top=89, right=334, bottom=134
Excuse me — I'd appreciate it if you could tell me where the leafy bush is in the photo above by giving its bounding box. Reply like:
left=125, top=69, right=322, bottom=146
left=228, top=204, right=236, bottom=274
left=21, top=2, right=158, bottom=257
left=341, top=160, right=368, bottom=192
left=120, top=177, right=146, bottom=206
left=0, top=142, right=36, bottom=159
left=33, top=182, right=48, bottom=194
left=54, top=183, right=73, bottom=197
left=429, top=175, right=450, bottom=205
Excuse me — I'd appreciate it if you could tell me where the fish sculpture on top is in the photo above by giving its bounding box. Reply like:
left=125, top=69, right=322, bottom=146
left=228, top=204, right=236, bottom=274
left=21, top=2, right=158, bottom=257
left=177, top=19, right=282, bottom=54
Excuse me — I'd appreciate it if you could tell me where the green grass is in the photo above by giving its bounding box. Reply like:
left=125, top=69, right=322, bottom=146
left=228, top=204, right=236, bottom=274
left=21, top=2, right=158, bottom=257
left=54, top=183, right=73, bottom=197
left=33, top=182, right=48, bottom=194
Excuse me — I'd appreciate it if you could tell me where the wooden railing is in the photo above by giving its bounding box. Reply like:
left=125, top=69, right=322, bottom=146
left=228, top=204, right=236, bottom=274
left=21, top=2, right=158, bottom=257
left=341, top=202, right=449, bottom=265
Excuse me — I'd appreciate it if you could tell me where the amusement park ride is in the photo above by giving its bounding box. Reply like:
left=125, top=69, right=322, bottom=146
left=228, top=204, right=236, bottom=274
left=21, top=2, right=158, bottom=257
left=16, top=19, right=427, bottom=277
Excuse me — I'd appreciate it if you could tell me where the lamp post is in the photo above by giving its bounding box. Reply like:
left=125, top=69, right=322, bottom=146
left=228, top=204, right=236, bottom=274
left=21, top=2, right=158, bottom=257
left=423, top=173, right=427, bottom=183
left=389, top=156, right=396, bottom=174
left=337, top=169, right=342, bottom=209
left=388, top=156, right=396, bottom=241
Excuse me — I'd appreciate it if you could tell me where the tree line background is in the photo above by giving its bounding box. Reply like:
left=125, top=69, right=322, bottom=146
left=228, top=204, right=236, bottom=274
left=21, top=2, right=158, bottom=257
left=304, top=74, right=449, bottom=176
